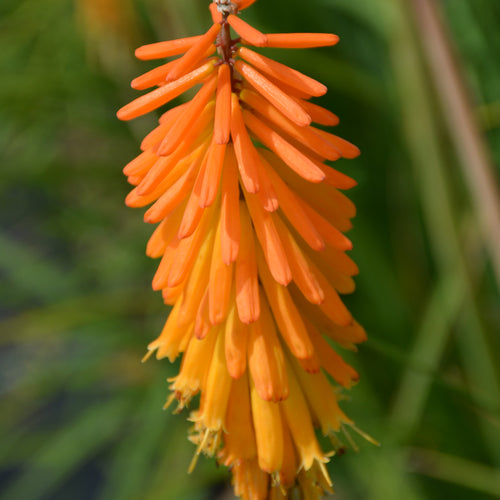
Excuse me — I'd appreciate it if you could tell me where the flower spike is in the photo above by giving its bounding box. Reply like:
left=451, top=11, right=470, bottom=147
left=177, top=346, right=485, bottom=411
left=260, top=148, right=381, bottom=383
left=117, top=1, right=371, bottom=498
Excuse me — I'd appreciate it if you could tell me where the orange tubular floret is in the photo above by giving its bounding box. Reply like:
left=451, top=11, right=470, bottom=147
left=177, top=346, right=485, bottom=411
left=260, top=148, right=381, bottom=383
left=214, top=64, right=232, bottom=144
left=243, top=110, right=325, bottom=183
left=220, top=147, right=241, bottom=265
left=146, top=219, right=169, bottom=259
left=273, top=216, right=324, bottom=305
left=230, top=93, right=260, bottom=194
left=315, top=163, right=358, bottom=190
left=314, top=128, right=361, bottom=159
left=224, top=303, right=248, bottom=379
left=300, top=201, right=353, bottom=251
left=135, top=35, right=204, bottom=60
left=314, top=265, right=353, bottom=326
left=234, top=60, right=311, bottom=127
left=250, top=377, right=284, bottom=473
left=208, top=215, right=233, bottom=325
left=263, top=33, right=339, bottom=49
left=156, top=100, right=214, bottom=158
left=117, top=60, right=216, bottom=121
left=123, top=149, right=157, bottom=177
left=140, top=105, right=187, bottom=151
left=292, top=97, right=340, bottom=126
left=235, top=203, right=260, bottom=324
left=306, top=323, right=359, bottom=388
left=244, top=192, right=292, bottom=287
left=240, top=89, right=340, bottom=161
left=177, top=228, right=214, bottom=327
left=200, top=141, right=226, bottom=208
left=194, top=287, right=211, bottom=339
left=238, top=47, right=327, bottom=97
left=209, top=2, right=223, bottom=23
left=157, top=76, right=218, bottom=156
left=248, top=291, right=289, bottom=403
left=227, top=14, right=267, bottom=47
left=168, top=208, right=215, bottom=288
left=257, top=250, right=314, bottom=360
left=143, top=154, right=202, bottom=224
left=260, top=155, right=324, bottom=251
left=292, top=361, right=352, bottom=435
left=222, top=373, right=256, bottom=465
left=177, top=156, right=210, bottom=239
left=167, top=24, right=221, bottom=82
left=281, top=364, right=329, bottom=472
left=197, top=327, right=233, bottom=432
left=254, top=158, right=279, bottom=212
left=131, top=59, right=178, bottom=90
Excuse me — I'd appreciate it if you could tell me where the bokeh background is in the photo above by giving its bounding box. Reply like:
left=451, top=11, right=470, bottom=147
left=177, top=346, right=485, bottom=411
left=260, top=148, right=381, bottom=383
left=1, top=0, right=499, bottom=499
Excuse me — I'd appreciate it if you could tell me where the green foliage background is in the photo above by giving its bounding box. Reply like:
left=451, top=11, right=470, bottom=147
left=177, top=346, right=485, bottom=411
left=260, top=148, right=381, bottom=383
left=1, top=0, right=499, bottom=499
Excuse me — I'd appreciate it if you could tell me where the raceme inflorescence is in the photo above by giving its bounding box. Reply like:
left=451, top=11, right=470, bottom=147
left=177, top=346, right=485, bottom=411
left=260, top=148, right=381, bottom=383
left=117, top=0, right=373, bottom=498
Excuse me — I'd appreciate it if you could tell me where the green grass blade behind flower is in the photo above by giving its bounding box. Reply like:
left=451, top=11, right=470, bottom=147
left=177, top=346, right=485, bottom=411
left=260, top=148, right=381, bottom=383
left=389, top=0, right=500, bottom=473
left=389, top=271, right=466, bottom=440
left=407, top=448, right=500, bottom=497
left=1, top=399, right=132, bottom=500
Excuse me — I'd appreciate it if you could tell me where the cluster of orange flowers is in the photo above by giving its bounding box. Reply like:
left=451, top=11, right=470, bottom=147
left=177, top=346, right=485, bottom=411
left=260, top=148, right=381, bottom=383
left=118, top=0, right=370, bottom=498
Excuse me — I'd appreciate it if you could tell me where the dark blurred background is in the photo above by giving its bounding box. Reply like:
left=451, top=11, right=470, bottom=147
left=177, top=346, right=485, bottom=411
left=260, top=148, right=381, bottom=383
left=1, top=0, right=499, bottom=499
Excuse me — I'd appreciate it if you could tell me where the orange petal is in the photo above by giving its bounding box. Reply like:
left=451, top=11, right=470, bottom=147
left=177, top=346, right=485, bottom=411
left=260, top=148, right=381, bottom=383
left=314, top=128, right=361, bottom=159
left=168, top=206, right=216, bottom=287
left=156, top=75, right=218, bottom=156
left=227, top=14, right=267, bottom=47
left=167, top=23, right=221, bottom=82
left=224, top=302, right=249, bottom=379
left=214, top=63, right=232, bottom=144
left=235, top=203, right=260, bottom=324
left=292, top=359, right=352, bottom=435
left=249, top=377, right=283, bottom=473
left=177, top=225, right=215, bottom=327
left=273, top=215, right=324, bottom=305
left=257, top=248, right=314, bottom=360
left=199, top=141, right=226, bottom=208
left=306, top=322, right=359, bottom=388
left=299, top=201, right=353, bottom=251
left=209, top=2, right=223, bottom=23
left=260, top=154, right=324, bottom=251
left=222, top=373, right=256, bottom=465
left=240, top=89, right=340, bottom=161
left=235, top=60, right=311, bottom=127
left=123, top=148, right=157, bottom=177
left=156, top=99, right=215, bottom=157
left=147, top=302, right=191, bottom=361
left=280, top=363, right=327, bottom=471
left=220, top=146, right=241, bottom=264
left=117, top=59, right=216, bottom=120
left=143, top=152, right=203, bottom=223
left=196, top=328, right=232, bottom=431
left=248, top=291, right=288, bottom=403
left=238, top=47, right=327, bottom=97
left=135, top=35, right=204, bottom=60
left=208, top=214, right=233, bottom=325
left=263, top=33, right=339, bottom=49
left=243, top=110, right=325, bottom=183
left=291, top=97, right=340, bottom=126
left=194, top=287, right=211, bottom=340
left=146, top=218, right=170, bottom=258
left=230, top=93, right=260, bottom=193
left=244, top=191, right=292, bottom=286
left=140, top=105, right=186, bottom=150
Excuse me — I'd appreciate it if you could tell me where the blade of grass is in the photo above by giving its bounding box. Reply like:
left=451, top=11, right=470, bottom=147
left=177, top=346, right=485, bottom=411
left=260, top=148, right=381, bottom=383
left=407, top=447, right=500, bottom=497
left=1, top=398, right=131, bottom=500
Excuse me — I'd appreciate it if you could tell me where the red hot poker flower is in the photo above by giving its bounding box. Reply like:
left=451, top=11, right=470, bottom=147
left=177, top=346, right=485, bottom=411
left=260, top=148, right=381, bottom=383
left=117, top=1, right=375, bottom=498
